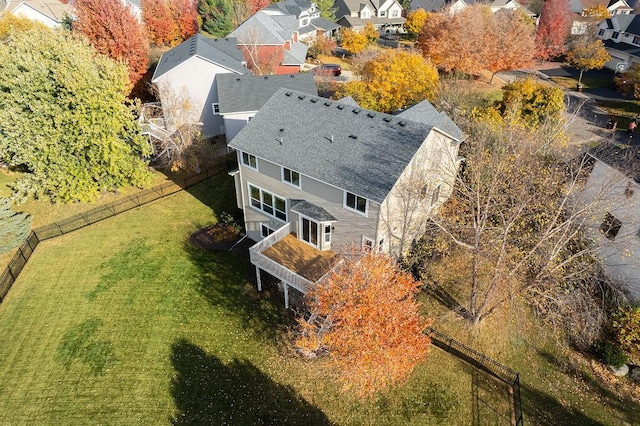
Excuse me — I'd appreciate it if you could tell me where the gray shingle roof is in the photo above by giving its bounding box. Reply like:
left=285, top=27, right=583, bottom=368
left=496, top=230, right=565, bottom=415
left=265, top=0, right=314, bottom=18
left=604, top=39, right=640, bottom=57
left=217, top=73, right=318, bottom=114
left=396, top=101, right=465, bottom=141
left=230, top=11, right=297, bottom=45
left=152, top=35, right=249, bottom=81
left=291, top=200, right=337, bottom=221
left=229, top=89, right=460, bottom=203
left=283, top=42, right=308, bottom=65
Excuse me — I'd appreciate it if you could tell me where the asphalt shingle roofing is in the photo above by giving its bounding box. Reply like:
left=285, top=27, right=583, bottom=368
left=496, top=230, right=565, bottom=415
left=229, top=89, right=464, bottom=203
left=152, top=35, right=249, bottom=81
left=217, top=73, right=317, bottom=114
left=291, top=200, right=337, bottom=221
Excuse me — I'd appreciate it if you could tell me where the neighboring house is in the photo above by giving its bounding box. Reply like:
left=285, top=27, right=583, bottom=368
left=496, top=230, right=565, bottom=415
left=263, top=0, right=341, bottom=41
left=0, top=0, right=71, bottom=27
left=228, top=88, right=464, bottom=307
left=596, top=14, right=640, bottom=72
left=229, top=11, right=308, bottom=74
left=335, top=0, right=405, bottom=32
left=570, top=0, right=633, bottom=34
left=409, top=0, right=534, bottom=16
left=150, top=34, right=250, bottom=138
left=216, top=73, right=318, bottom=142
left=571, top=144, right=640, bottom=302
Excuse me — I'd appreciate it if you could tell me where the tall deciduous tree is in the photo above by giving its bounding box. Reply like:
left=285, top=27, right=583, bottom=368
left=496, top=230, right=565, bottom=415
left=296, top=249, right=432, bottom=398
left=143, top=0, right=179, bottom=46
left=247, top=0, right=271, bottom=14
left=199, top=0, right=235, bottom=37
left=336, top=50, right=439, bottom=113
left=0, top=198, right=31, bottom=254
left=315, top=0, right=336, bottom=21
left=566, top=35, right=610, bottom=86
left=486, top=9, right=536, bottom=83
left=72, top=0, right=149, bottom=90
left=0, top=28, right=152, bottom=203
left=535, top=0, right=571, bottom=60
left=405, top=8, right=428, bottom=36
left=0, top=14, right=46, bottom=38
left=499, top=77, right=565, bottom=129
left=340, top=27, right=368, bottom=54
left=169, top=0, right=200, bottom=40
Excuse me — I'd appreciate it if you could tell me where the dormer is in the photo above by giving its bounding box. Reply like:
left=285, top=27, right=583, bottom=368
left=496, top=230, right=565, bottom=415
left=360, top=5, right=373, bottom=19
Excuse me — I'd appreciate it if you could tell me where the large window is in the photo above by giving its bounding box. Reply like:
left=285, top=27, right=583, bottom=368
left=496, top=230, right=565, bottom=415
left=249, top=184, right=287, bottom=221
left=241, top=152, right=257, bottom=169
left=282, top=167, right=300, bottom=187
left=345, top=191, right=367, bottom=214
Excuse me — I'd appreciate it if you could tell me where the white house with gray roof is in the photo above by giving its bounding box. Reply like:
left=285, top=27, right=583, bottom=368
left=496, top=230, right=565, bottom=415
left=0, top=0, right=71, bottom=27
left=151, top=35, right=250, bottom=138
left=335, top=0, right=405, bottom=32
left=228, top=89, right=463, bottom=306
left=263, top=0, right=341, bottom=41
left=216, top=73, right=318, bottom=142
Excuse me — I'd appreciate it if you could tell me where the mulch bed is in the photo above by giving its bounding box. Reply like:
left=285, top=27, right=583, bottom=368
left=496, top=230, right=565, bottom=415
left=189, top=223, right=244, bottom=251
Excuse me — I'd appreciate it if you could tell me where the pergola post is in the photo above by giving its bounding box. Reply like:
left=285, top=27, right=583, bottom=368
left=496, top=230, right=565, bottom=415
left=284, top=283, right=289, bottom=309
left=255, top=266, right=262, bottom=291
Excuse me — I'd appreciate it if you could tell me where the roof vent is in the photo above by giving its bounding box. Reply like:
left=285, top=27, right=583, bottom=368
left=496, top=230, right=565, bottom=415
left=383, top=117, right=391, bottom=122
left=279, top=137, right=283, bottom=145
left=324, top=101, right=331, bottom=107
left=279, top=128, right=285, bottom=132
left=264, top=76, right=269, bottom=80
left=236, top=78, right=241, bottom=82
left=353, top=108, right=361, bottom=114
left=290, top=74, right=295, bottom=78
left=310, top=98, right=318, bottom=103
left=398, top=121, right=406, bottom=127
left=285, top=92, right=292, bottom=97
left=337, top=105, right=344, bottom=110
left=367, top=112, right=375, bottom=118
left=298, top=95, right=306, bottom=100
left=349, top=135, right=358, bottom=140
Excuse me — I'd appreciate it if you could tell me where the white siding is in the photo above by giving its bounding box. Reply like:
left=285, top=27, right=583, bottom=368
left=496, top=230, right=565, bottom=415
left=11, top=4, right=59, bottom=27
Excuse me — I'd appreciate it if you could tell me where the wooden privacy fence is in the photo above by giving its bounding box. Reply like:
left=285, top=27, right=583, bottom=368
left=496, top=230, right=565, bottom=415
left=428, top=327, right=523, bottom=426
left=0, top=154, right=237, bottom=303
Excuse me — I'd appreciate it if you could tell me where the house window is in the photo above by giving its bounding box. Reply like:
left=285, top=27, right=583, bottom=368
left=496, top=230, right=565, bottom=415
left=390, top=9, right=399, bottom=18
left=379, top=10, right=386, bottom=17
left=598, top=28, right=605, bottom=36
left=212, top=103, right=220, bottom=114
left=345, top=191, right=367, bottom=214
left=301, top=217, right=319, bottom=247
left=249, top=184, right=287, bottom=221
left=378, top=238, right=385, bottom=251
left=241, top=152, right=257, bottom=169
left=282, top=167, right=300, bottom=187
left=600, top=212, right=622, bottom=240
left=324, top=225, right=331, bottom=244
left=634, top=35, right=640, bottom=45
left=261, top=224, right=275, bottom=237
left=613, top=31, right=620, bottom=39
left=361, top=10, right=370, bottom=19
left=362, top=236, right=374, bottom=250
left=430, top=184, right=441, bottom=206
left=301, top=18, right=309, bottom=26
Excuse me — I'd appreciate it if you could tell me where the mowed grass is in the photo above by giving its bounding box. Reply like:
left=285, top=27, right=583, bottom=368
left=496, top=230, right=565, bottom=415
left=0, top=173, right=480, bottom=425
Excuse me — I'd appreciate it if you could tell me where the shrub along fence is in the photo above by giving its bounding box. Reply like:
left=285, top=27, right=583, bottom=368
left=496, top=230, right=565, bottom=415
left=0, top=154, right=237, bottom=303
left=428, top=327, right=523, bottom=426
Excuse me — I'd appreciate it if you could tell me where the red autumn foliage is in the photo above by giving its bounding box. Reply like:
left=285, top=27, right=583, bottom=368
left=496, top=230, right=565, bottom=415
left=142, top=0, right=179, bottom=45
left=168, top=0, right=199, bottom=41
left=535, top=0, right=572, bottom=60
left=295, top=249, right=432, bottom=398
left=248, top=0, right=271, bottom=14
left=72, top=0, right=149, bottom=90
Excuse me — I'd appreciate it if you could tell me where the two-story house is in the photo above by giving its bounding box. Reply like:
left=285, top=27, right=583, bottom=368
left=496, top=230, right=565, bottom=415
left=0, top=0, right=72, bottom=27
left=596, top=14, right=640, bottom=72
left=571, top=0, right=633, bottom=35
left=263, top=0, right=341, bottom=42
left=571, top=143, right=640, bottom=302
left=150, top=34, right=250, bottom=138
left=410, top=0, right=534, bottom=16
left=228, top=88, right=464, bottom=307
left=229, top=11, right=309, bottom=75
left=335, top=0, right=405, bottom=32
left=216, top=73, right=318, bottom=142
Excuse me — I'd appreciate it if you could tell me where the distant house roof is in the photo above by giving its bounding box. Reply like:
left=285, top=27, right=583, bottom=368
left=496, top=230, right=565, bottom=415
left=300, top=17, right=340, bottom=35
left=265, top=0, right=314, bottom=18
left=337, top=14, right=405, bottom=28
left=217, top=73, right=317, bottom=114
left=152, top=35, right=249, bottom=82
left=396, top=101, right=466, bottom=141
left=1, top=0, right=72, bottom=23
left=230, top=11, right=297, bottom=45
left=229, top=89, right=464, bottom=203
left=335, top=0, right=406, bottom=28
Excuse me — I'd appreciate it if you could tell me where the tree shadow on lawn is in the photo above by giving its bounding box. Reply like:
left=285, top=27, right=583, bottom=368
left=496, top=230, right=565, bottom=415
left=183, top=241, right=297, bottom=347
left=170, top=339, right=331, bottom=425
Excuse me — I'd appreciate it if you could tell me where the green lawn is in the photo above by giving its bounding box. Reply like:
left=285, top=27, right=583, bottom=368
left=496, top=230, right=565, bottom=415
left=549, top=76, right=614, bottom=91
left=0, top=174, right=481, bottom=425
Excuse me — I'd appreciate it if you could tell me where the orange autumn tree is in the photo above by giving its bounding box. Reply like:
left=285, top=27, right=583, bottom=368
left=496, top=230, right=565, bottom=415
left=72, top=0, right=149, bottom=90
left=142, top=0, right=179, bottom=46
left=295, top=249, right=432, bottom=398
left=169, top=0, right=199, bottom=41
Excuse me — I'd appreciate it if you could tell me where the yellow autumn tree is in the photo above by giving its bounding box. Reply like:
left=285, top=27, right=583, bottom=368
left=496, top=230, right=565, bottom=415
left=405, top=8, right=428, bottom=36
left=336, top=50, right=439, bottom=113
left=566, top=35, right=611, bottom=86
left=361, top=22, right=379, bottom=44
left=340, top=27, right=367, bottom=54
left=583, top=4, right=611, bottom=20
left=0, top=14, right=46, bottom=39
left=295, top=249, right=432, bottom=398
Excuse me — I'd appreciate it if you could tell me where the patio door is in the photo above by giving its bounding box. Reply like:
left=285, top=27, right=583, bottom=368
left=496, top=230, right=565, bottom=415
left=301, top=217, right=319, bottom=248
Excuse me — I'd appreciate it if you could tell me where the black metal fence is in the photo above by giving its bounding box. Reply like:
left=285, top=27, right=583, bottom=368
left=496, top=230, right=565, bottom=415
left=0, top=154, right=237, bottom=303
left=428, top=327, right=524, bottom=426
